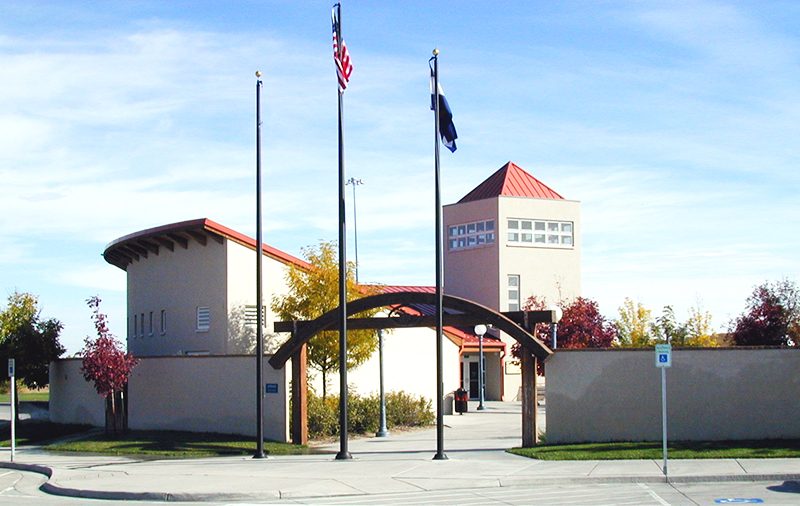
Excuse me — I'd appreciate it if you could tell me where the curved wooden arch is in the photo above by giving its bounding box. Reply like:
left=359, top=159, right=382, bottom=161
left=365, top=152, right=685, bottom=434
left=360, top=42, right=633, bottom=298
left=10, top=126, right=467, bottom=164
left=269, top=291, right=552, bottom=369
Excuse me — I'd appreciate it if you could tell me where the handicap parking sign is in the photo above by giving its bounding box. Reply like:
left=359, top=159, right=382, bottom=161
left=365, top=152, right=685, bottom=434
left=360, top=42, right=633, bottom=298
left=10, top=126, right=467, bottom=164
left=655, top=344, right=671, bottom=368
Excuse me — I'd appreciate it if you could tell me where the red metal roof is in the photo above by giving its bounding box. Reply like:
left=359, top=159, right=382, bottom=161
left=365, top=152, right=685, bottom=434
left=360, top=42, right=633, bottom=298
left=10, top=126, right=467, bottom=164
left=458, top=162, right=564, bottom=203
left=103, top=218, right=311, bottom=271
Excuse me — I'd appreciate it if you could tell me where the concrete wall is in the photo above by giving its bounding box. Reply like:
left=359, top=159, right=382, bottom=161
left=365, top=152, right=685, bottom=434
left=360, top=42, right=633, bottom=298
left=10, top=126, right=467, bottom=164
left=49, top=359, right=105, bottom=426
left=546, top=348, right=800, bottom=444
left=50, top=355, right=289, bottom=442
left=316, top=327, right=462, bottom=406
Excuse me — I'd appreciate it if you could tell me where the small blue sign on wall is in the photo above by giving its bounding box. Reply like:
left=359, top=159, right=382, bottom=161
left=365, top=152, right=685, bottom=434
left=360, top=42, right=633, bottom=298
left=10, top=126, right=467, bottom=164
left=265, top=383, right=279, bottom=394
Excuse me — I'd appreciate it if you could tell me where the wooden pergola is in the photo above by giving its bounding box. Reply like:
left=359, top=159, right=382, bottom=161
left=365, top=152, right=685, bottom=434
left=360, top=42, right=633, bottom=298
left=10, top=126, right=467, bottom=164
left=270, top=291, right=555, bottom=448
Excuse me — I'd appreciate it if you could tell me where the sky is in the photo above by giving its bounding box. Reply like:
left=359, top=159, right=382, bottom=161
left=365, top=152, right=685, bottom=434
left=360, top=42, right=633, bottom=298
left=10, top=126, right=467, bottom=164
left=1, top=0, right=798, bottom=355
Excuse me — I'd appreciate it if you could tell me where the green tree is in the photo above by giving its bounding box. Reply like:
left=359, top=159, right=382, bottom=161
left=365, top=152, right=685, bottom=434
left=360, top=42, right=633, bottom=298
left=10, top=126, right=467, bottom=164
left=0, top=291, right=65, bottom=390
left=615, top=298, right=656, bottom=347
left=271, top=241, right=381, bottom=399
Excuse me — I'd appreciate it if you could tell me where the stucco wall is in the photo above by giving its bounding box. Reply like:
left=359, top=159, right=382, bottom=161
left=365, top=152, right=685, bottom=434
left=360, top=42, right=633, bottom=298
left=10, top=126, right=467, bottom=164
left=50, top=355, right=289, bottom=442
left=547, top=348, right=800, bottom=444
left=49, top=359, right=105, bottom=426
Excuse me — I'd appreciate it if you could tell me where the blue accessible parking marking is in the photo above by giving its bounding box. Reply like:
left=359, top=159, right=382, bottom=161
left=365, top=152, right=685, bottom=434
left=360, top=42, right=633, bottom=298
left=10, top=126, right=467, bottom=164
left=715, top=499, right=764, bottom=504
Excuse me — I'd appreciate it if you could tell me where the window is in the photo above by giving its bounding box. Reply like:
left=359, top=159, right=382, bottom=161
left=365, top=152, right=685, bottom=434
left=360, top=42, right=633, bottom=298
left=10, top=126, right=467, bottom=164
left=448, top=219, right=496, bottom=251
left=508, top=275, right=520, bottom=311
left=507, top=218, right=574, bottom=248
left=140, top=313, right=145, bottom=338
left=133, top=314, right=138, bottom=339
left=196, top=307, right=210, bottom=332
left=160, top=310, right=167, bottom=335
left=148, top=311, right=154, bottom=337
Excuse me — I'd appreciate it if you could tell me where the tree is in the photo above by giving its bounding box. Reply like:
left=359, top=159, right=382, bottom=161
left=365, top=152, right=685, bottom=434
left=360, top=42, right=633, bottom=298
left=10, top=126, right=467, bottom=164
left=0, top=291, right=65, bottom=391
left=271, top=241, right=381, bottom=399
left=513, top=295, right=616, bottom=374
left=615, top=298, right=657, bottom=347
left=79, top=296, right=140, bottom=435
left=731, top=279, right=800, bottom=346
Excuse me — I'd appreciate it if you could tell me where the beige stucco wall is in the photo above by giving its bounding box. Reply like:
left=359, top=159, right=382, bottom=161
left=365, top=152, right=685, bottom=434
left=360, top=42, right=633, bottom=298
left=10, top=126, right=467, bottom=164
left=547, top=348, right=800, bottom=444
left=49, top=355, right=289, bottom=442
left=314, top=327, right=461, bottom=407
left=498, top=196, right=581, bottom=306
left=127, top=238, right=228, bottom=355
left=49, top=358, right=105, bottom=426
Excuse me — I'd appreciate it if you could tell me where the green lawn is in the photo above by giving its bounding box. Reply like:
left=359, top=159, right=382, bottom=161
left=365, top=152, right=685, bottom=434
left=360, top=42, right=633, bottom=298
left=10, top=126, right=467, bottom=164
left=509, top=440, right=800, bottom=460
left=44, top=429, right=309, bottom=458
left=0, top=392, right=49, bottom=402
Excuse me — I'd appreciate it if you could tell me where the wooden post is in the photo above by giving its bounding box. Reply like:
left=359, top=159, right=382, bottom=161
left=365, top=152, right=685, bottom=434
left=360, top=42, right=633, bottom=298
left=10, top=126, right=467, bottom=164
left=291, top=342, right=308, bottom=445
left=521, top=350, right=538, bottom=447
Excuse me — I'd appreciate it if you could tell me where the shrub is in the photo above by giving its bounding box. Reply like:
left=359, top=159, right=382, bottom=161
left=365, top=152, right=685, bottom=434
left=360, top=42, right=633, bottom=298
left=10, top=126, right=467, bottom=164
left=306, top=389, right=434, bottom=439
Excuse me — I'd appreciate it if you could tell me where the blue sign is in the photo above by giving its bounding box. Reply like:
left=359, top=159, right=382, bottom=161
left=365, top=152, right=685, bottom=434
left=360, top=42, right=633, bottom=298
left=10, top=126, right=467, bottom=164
left=655, top=344, right=672, bottom=368
left=715, top=499, right=763, bottom=504
left=265, top=383, right=279, bottom=394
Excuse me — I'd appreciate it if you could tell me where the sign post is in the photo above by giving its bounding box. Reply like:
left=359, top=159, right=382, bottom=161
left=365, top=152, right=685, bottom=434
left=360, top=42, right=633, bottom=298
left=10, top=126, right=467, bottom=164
left=655, top=344, right=671, bottom=476
left=8, top=359, right=15, bottom=462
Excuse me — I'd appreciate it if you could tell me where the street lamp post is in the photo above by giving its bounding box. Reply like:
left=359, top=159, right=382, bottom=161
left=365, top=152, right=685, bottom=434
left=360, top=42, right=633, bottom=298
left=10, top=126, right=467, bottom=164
left=546, top=305, right=563, bottom=349
left=474, top=324, right=487, bottom=411
left=345, top=177, right=364, bottom=284
left=376, top=316, right=390, bottom=437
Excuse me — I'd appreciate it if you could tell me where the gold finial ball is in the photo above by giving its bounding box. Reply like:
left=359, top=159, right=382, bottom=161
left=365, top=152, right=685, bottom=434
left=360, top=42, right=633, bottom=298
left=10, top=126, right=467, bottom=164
left=255, top=71, right=262, bottom=77
left=432, top=48, right=440, bottom=56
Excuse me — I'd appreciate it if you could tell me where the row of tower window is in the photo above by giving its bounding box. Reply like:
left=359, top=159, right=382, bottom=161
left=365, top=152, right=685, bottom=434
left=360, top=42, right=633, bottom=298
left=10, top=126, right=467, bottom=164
left=449, top=218, right=573, bottom=251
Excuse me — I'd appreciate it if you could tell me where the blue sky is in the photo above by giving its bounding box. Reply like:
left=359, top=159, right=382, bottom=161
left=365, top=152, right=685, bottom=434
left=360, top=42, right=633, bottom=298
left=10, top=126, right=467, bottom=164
left=1, top=0, right=798, bottom=354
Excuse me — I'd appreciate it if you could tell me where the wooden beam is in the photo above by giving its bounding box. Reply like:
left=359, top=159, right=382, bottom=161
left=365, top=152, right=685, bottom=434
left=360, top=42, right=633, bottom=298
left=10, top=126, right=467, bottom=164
left=207, top=231, right=224, bottom=245
left=167, top=233, right=189, bottom=249
left=290, top=342, right=308, bottom=446
left=521, top=351, right=538, bottom=448
left=154, top=236, right=175, bottom=252
left=137, top=240, right=159, bottom=255
left=187, top=230, right=207, bottom=246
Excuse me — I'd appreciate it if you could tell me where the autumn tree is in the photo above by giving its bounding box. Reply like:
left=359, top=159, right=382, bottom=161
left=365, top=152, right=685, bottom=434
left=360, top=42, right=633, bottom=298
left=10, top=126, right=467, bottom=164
left=615, top=298, right=657, bottom=347
left=730, top=279, right=800, bottom=346
left=0, top=291, right=65, bottom=390
left=271, top=241, right=381, bottom=399
left=79, top=296, right=140, bottom=435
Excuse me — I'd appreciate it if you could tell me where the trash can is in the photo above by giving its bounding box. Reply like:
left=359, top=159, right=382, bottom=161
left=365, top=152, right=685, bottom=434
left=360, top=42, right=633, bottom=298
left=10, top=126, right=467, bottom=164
left=454, top=388, right=468, bottom=414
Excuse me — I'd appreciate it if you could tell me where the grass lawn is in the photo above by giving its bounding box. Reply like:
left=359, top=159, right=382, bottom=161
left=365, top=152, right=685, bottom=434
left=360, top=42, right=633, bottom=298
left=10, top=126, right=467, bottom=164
left=0, top=392, right=49, bottom=402
left=509, top=440, right=800, bottom=460
left=44, top=429, right=309, bottom=458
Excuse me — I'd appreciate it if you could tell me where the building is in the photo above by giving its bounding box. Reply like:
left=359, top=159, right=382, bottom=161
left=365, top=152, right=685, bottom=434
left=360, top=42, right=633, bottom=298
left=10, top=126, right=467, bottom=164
left=100, top=162, right=579, bottom=404
left=444, top=162, right=581, bottom=400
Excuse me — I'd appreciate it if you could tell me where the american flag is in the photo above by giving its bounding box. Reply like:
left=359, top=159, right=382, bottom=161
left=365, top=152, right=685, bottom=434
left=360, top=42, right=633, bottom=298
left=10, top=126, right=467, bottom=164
left=332, top=9, right=353, bottom=90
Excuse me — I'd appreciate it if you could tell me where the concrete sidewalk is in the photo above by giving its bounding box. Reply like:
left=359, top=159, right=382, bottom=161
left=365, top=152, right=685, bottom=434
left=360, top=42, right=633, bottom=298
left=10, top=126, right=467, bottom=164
left=4, top=402, right=800, bottom=502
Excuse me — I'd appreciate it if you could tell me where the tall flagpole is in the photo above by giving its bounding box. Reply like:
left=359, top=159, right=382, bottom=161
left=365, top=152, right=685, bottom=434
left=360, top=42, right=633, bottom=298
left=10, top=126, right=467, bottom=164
left=254, top=71, right=266, bottom=459
left=334, top=2, right=352, bottom=461
left=431, top=49, right=447, bottom=461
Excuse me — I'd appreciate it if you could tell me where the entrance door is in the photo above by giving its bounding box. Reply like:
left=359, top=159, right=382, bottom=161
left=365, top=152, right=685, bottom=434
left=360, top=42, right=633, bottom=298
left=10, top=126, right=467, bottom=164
left=468, top=362, right=480, bottom=399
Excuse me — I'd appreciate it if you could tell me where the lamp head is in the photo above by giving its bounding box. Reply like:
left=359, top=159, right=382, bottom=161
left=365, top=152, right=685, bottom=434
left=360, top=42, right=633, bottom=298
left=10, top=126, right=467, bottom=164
left=547, top=305, right=563, bottom=323
left=474, top=324, right=487, bottom=336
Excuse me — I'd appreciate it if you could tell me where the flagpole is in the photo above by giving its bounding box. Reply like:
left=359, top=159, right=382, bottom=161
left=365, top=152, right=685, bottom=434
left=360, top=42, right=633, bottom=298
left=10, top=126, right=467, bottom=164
left=431, top=49, right=447, bottom=461
left=334, top=2, right=352, bottom=461
left=254, top=71, right=266, bottom=459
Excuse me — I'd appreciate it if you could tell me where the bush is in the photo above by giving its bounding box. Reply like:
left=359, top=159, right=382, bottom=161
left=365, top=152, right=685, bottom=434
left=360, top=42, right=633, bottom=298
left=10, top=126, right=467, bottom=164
left=306, top=389, right=434, bottom=439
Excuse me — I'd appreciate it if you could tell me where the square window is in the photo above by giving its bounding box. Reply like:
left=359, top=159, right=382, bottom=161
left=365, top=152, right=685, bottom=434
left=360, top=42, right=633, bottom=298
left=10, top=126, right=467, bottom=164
left=449, top=239, right=458, bottom=249
left=486, top=233, right=495, bottom=243
left=508, top=232, right=519, bottom=242
left=458, top=225, right=466, bottom=236
left=535, top=221, right=546, bottom=231
left=476, top=222, right=485, bottom=232
left=449, top=226, right=458, bottom=237
left=548, top=222, right=559, bottom=232
left=562, top=236, right=573, bottom=245
left=476, top=234, right=485, bottom=244
left=548, top=235, right=559, bottom=244
left=508, top=220, right=519, bottom=229
left=535, top=234, right=546, bottom=243
left=522, top=233, right=533, bottom=242
left=508, top=276, right=519, bottom=287
left=521, top=221, right=532, bottom=230
left=467, top=236, right=476, bottom=246
left=486, top=220, right=495, bottom=231
left=508, top=289, right=519, bottom=300
left=509, top=303, right=519, bottom=312
left=467, top=223, right=476, bottom=234
left=458, top=238, right=466, bottom=248
left=562, top=223, right=573, bottom=233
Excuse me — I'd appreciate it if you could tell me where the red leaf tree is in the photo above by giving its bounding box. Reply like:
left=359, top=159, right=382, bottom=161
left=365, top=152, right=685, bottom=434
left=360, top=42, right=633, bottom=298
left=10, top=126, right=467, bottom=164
left=79, top=296, right=139, bottom=435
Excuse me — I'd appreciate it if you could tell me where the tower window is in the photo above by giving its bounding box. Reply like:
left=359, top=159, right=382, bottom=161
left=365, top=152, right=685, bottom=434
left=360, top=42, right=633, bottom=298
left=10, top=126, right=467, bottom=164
left=448, top=219, right=496, bottom=251
left=507, top=218, right=574, bottom=248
